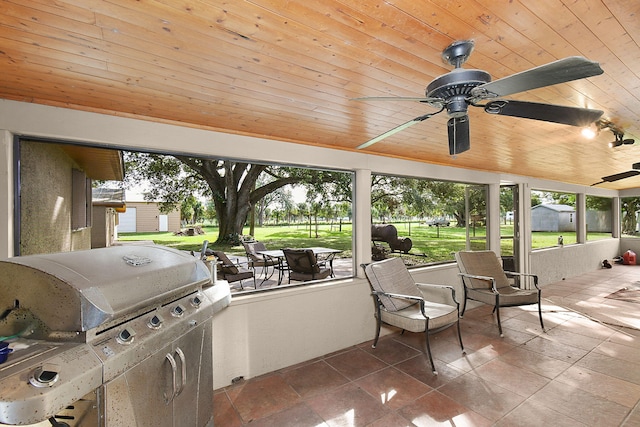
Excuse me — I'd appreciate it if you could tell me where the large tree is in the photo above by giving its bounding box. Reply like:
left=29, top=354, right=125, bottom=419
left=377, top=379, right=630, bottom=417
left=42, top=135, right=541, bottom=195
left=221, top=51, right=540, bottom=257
left=124, top=152, right=344, bottom=243
left=621, top=197, right=640, bottom=235
left=369, top=175, right=485, bottom=227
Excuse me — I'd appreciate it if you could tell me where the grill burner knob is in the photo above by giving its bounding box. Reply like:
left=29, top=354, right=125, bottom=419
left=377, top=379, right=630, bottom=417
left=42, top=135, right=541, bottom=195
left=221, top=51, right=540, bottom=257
left=116, top=327, right=136, bottom=345
left=191, top=294, right=203, bottom=308
left=171, top=304, right=186, bottom=317
left=29, top=366, right=59, bottom=388
left=148, top=313, right=164, bottom=329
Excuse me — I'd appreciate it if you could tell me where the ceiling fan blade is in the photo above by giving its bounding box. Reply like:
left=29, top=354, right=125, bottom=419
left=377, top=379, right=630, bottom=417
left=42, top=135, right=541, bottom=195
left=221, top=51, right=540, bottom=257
left=592, top=170, right=640, bottom=185
left=357, top=109, right=443, bottom=149
left=472, top=56, right=603, bottom=98
left=448, top=116, right=470, bottom=155
left=484, top=100, right=603, bottom=127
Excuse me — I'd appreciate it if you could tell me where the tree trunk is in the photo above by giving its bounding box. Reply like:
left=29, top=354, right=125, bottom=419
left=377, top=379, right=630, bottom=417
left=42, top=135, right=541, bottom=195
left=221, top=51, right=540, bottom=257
left=174, top=158, right=325, bottom=243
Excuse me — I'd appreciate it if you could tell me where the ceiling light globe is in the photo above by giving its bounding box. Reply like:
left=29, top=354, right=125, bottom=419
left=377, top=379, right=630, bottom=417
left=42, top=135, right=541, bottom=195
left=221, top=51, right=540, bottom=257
left=582, top=127, right=596, bottom=139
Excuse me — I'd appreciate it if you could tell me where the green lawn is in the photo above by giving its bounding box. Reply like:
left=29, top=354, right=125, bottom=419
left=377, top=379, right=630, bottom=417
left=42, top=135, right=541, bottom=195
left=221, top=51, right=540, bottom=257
left=116, top=222, right=613, bottom=263
left=117, top=223, right=354, bottom=256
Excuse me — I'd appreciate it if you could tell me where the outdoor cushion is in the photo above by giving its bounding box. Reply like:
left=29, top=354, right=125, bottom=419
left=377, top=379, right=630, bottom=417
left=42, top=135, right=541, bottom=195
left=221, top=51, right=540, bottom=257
left=456, top=250, right=511, bottom=289
left=212, top=250, right=239, bottom=275
left=380, top=302, right=459, bottom=332
left=282, top=249, right=331, bottom=282
left=364, top=257, right=421, bottom=312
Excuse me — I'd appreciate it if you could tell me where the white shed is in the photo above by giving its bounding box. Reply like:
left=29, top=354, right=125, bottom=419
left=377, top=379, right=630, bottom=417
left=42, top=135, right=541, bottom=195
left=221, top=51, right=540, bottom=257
left=531, top=204, right=576, bottom=232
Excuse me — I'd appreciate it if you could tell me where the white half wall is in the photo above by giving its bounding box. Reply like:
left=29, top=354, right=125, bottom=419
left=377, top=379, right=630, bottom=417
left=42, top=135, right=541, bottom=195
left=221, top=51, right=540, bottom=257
left=530, top=239, right=620, bottom=284
left=212, top=278, right=373, bottom=387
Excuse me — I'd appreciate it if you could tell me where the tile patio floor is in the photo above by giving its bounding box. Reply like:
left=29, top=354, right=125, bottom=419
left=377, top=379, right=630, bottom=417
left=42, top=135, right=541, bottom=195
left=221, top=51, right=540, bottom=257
left=215, top=264, right=640, bottom=426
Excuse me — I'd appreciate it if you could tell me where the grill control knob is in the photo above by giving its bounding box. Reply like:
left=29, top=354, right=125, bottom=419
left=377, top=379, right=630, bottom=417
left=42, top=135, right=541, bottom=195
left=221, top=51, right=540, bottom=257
left=171, top=304, right=186, bottom=317
left=191, top=294, right=203, bottom=308
left=148, top=314, right=164, bottom=329
left=29, top=365, right=59, bottom=388
left=116, top=327, right=136, bottom=345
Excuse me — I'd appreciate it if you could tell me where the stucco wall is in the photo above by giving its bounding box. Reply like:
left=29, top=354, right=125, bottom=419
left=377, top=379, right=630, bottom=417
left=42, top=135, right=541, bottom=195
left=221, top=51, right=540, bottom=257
left=20, top=140, right=91, bottom=255
left=530, top=238, right=620, bottom=284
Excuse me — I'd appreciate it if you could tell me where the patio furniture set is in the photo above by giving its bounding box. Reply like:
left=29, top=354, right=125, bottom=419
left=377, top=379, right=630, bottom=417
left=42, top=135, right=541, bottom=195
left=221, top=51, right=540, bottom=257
left=213, top=241, right=342, bottom=290
left=213, top=242, right=544, bottom=376
left=362, top=250, right=544, bottom=374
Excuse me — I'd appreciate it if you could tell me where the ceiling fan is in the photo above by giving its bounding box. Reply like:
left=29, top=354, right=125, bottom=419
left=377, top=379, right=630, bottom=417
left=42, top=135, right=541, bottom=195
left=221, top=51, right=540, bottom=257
left=354, top=40, right=605, bottom=155
left=592, top=163, right=640, bottom=186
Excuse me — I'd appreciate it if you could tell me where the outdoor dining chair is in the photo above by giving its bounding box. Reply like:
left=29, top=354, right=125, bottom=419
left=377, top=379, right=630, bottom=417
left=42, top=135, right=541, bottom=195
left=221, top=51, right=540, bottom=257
left=212, top=250, right=255, bottom=290
left=282, top=248, right=332, bottom=283
left=362, top=257, right=464, bottom=375
left=455, top=250, right=544, bottom=337
left=242, top=241, right=280, bottom=283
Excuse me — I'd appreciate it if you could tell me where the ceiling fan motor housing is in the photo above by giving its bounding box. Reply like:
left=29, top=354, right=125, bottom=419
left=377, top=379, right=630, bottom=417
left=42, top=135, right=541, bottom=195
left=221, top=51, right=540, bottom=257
left=426, top=69, right=491, bottom=118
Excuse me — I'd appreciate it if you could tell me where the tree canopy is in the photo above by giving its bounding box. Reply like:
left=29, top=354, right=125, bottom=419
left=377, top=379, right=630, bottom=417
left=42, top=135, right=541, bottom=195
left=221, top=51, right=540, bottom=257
left=123, top=152, right=351, bottom=243
left=370, top=175, right=485, bottom=226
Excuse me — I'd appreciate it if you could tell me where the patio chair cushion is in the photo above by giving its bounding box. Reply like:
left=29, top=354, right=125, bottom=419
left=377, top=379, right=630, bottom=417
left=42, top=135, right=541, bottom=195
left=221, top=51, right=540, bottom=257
left=212, top=250, right=254, bottom=286
left=380, top=302, right=459, bottom=332
left=466, top=285, right=539, bottom=306
left=283, top=248, right=331, bottom=282
left=364, top=257, right=421, bottom=312
left=243, top=241, right=279, bottom=267
left=212, top=250, right=239, bottom=275
left=456, top=250, right=511, bottom=289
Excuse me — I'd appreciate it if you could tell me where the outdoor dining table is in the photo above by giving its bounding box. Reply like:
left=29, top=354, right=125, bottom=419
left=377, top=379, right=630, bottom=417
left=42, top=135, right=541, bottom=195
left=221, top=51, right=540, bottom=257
left=256, top=247, right=342, bottom=285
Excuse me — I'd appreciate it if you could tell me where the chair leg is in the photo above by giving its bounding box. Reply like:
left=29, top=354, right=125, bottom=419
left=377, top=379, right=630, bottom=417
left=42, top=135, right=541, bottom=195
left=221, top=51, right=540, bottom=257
left=372, top=314, right=381, bottom=348
left=538, top=297, right=545, bottom=332
left=456, top=319, right=465, bottom=354
left=460, top=286, right=468, bottom=317
left=494, top=296, right=504, bottom=337
left=423, top=319, right=437, bottom=375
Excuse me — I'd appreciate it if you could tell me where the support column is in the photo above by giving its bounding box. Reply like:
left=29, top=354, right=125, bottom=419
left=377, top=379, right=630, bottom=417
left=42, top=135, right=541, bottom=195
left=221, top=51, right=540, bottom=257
left=612, top=197, right=620, bottom=238
left=0, top=130, right=14, bottom=258
left=576, top=193, right=586, bottom=243
left=487, top=183, right=501, bottom=254
left=353, top=169, right=371, bottom=277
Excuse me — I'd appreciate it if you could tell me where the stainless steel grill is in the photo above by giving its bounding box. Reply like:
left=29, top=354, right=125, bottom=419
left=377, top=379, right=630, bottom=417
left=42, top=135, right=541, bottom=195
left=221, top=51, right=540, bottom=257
left=0, top=245, right=230, bottom=426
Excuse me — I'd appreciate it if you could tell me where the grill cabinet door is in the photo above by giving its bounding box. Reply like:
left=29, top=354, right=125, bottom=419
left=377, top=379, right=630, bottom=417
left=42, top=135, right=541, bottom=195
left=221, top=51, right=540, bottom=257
left=172, top=321, right=213, bottom=426
left=103, top=342, right=174, bottom=427
left=103, top=321, right=213, bottom=427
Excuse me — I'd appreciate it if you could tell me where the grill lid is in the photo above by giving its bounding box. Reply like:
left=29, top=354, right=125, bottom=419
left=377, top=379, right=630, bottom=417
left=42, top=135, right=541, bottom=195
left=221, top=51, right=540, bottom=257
left=0, top=245, right=211, bottom=332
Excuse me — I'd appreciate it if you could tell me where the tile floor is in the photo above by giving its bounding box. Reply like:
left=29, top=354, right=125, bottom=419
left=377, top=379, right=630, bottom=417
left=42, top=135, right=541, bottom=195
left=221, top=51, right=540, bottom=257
left=214, top=264, right=640, bottom=426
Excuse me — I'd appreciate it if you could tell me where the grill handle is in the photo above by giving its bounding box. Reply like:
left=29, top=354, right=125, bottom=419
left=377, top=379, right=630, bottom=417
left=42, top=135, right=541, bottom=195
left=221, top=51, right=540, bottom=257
left=165, top=353, right=178, bottom=404
left=175, top=347, right=187, bottom=396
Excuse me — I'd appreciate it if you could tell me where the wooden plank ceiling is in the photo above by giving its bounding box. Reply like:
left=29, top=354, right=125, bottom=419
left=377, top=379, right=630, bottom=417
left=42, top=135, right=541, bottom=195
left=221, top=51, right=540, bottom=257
left=1, top=0, right=640, bottom=190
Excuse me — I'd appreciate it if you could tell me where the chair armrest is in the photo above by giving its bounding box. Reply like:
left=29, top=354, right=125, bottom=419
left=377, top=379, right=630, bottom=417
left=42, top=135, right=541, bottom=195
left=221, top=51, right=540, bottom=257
left=457, top=272, right=499, bottom=293
left=504, top=271, right=540, bottom=289
left=227, top=257, right=252, bottom=270
left=416, top=283, right=459, bottom=307
left=372, top=291, right=432, bottom=318
left=371, top=290, right=423, bottom=302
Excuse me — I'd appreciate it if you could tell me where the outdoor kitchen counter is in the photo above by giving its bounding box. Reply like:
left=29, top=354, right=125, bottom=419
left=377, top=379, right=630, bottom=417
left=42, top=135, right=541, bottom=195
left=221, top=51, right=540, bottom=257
left=206, top=280, right=232, bottom=316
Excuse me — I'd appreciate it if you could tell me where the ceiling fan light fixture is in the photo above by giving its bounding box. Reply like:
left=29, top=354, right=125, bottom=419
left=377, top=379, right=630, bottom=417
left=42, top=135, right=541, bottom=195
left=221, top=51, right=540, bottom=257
left=608, top=130, right=635, bottom=148
left=581, top=127, right=597, bottom=139
left=609, top=138, right=623, bottom=148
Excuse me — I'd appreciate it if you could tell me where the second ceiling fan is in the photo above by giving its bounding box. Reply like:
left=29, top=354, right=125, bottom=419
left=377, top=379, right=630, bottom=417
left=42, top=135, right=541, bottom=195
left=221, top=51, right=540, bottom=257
left=355, top=40, right=605, bottom=155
